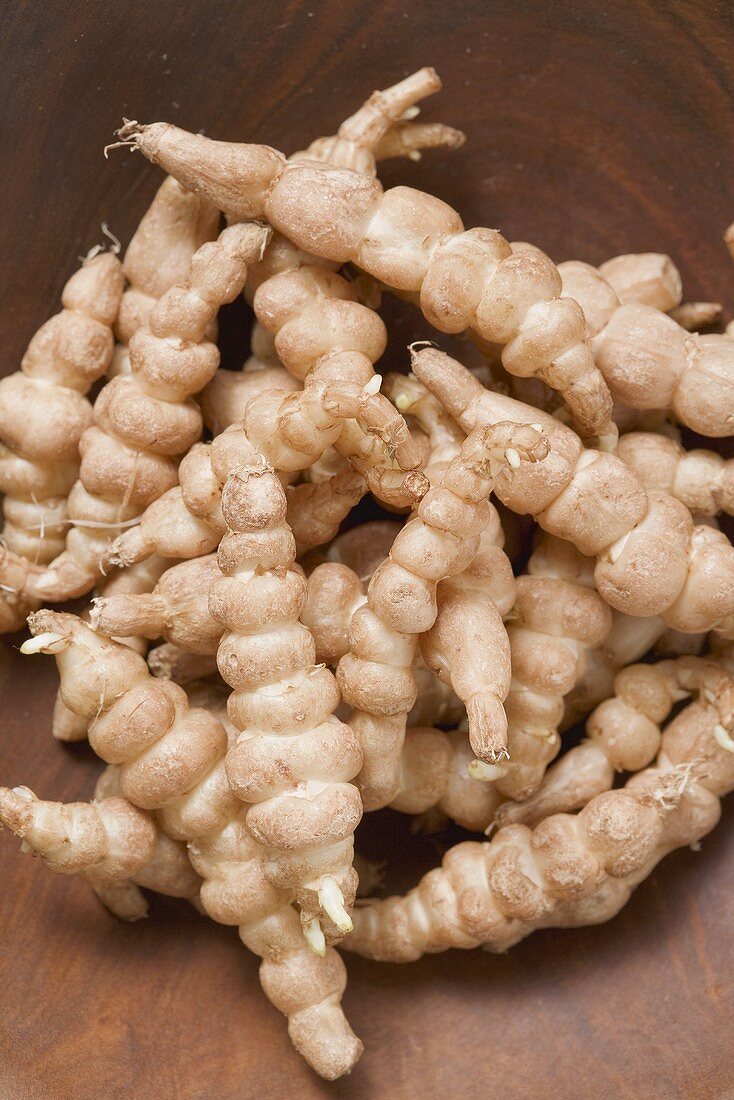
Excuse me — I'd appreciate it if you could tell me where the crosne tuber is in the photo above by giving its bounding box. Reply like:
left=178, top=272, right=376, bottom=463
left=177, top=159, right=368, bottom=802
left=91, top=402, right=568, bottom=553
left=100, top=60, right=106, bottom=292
left=0, top=178, right=217, bottom=633
left=304, top=530, right=611, bottom=815
left=91, top=553, right=223, bottom=654
left=103, top=72, right=463, bottom=574
left=615, top=431, right=734, bottom=519
left=147, top=641, right=219, bottom=684
left=0, top=778, right=200, bottom=921
left=301, top=521, right=466, bottom=729
left=91, top=470, right=369, bottom=660
left=199, top=357, right=300, bottom=436
left=0, top=249, right=123, bottom=630
left=594, top=252, right=683, bottom=312
left=236, top=71, right=460, bottom=509
left=52, top=554, right=171, bottom=742
left=41, top=178, right=218, bottom=677
left=210, top=462, right=363, bottom=948
left=6, top=65, right=734, bottom=1086
left=202, top=72, right=461, bottom=506
left=386, top=371, right=613, bottom=797
left=385, top=373, right=517, bottom=769
left=561, top=602, right=698, bottom=730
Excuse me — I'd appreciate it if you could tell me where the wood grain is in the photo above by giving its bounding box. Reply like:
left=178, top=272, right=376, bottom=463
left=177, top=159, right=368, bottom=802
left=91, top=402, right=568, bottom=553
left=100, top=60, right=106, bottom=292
left=1, top=1, right=733, bottom=1097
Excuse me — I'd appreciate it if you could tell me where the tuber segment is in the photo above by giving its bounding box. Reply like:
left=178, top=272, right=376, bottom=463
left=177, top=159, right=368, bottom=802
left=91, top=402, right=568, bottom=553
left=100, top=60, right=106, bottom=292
left=210, top=462, right=363, bottom=946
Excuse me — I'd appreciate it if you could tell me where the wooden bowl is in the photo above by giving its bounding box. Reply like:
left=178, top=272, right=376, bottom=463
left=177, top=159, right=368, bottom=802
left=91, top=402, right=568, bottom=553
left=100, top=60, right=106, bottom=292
left=1, top=2, right=733, bottom=1096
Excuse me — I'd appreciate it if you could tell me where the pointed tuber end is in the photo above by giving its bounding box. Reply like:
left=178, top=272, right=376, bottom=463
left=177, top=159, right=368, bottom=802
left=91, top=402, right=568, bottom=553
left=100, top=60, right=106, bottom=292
left=20, top=632, right=66, bottom=655
left=303, top=917, right=327, bottom=957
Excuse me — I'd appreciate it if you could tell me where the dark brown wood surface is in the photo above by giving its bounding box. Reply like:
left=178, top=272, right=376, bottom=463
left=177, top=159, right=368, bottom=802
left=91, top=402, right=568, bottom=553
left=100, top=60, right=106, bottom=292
left=1, top=1, right=733, bottom=1097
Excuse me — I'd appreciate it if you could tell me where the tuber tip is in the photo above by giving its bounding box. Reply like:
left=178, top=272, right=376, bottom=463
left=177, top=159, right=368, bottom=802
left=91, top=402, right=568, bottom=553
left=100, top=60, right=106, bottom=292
left=20, top=632, right=66, bottom=655
left=468, top=758, right=510, bottom=782
left=318, top=876, right=354, bottom=934
left=303, top=917, right=327, bottom=957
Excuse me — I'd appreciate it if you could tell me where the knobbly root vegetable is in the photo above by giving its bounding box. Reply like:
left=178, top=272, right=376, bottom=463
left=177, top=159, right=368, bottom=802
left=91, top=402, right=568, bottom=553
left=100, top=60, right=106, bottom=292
left=287, top=463, right=367, bottom=555
left=559, top=256, right=734, bottom=436
left=290, top=67, right=464, bottom=174
left=562, top=605, right=674, bottom=730
left=210, top=462, right=363, bottom=947
left=51, top=554, right=171, bottom=742
left=615, top=431, right=734, bottom=518
left=594, top=252, right=683, bottom=312
left=91, top=554, right=223, bottom=655
left=0, top=179, right=216, bottom=632
left=203, top=73, right=462, bottom=510
left=301, top=524, right=465, bottom=729
left=112, top=98, right=619, bottom=444
left=491, top=535, right=613, bottom=799
left=0, top=250, right=124, bottom=629
left=306, top=529, right=610, bottom=812
left=345, top=672, right=734, bottom=962
left=386, top=371, right=612, bottom=796
left=382, top=371, right=518, bottom=768
left=485, top=247, right=686, bottom=416
left=111, top=175, right=220, bottom=377
left=258, top=532, right=491, bottom=828
left=0, top=783, right=200, bottom=920
left=241, top=369, right=427, bottom=508
left=391, top=723, right=504, bottom=830
left=1, top=222, right=271, bottom=604
left=495, top=656, right=731, bottom=828
left=188, top=820, right=363, bottom=1080
left=5, top=174, right=216, bottom=634
left=19, top=612, right=241, bottom=842
left=106, top=415, right=293, bottom=569
left=21, top=610, right=361, bottom=1078
left=8, top=69, right=734, bottom=1084
left=163, top=539, right=495, bottom=838
left=336, top=419, right=549, bottom=810
left=410, top=346, right=734, bottom=632
left=229, top=72, right=463, bottom=505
